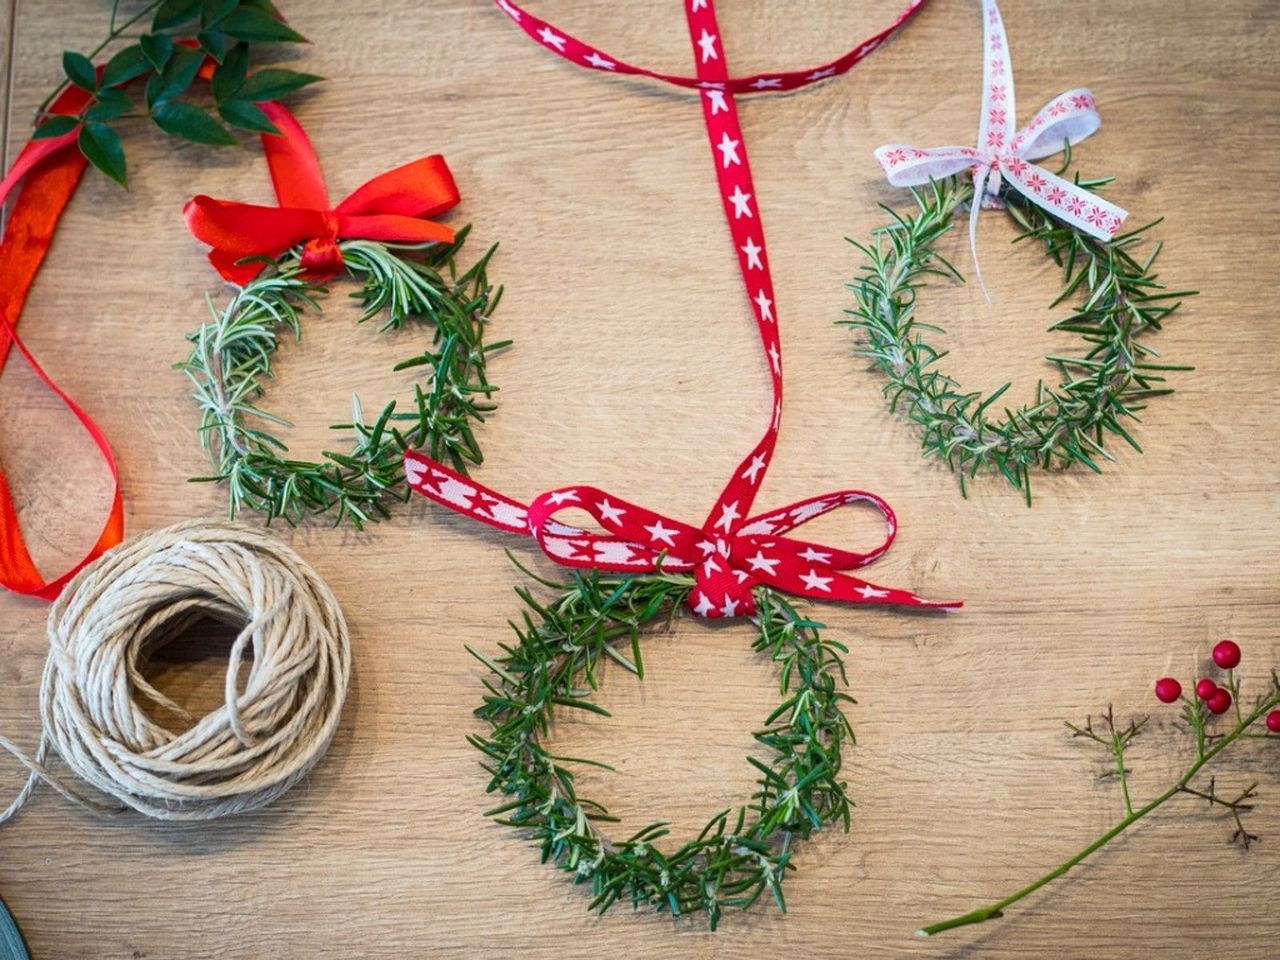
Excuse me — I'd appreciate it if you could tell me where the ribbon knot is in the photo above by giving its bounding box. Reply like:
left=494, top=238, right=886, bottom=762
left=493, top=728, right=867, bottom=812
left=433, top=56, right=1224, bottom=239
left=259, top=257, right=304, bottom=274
left=404, top=453, right=959, bottom=620
left=873, top=0, right=1126, bottom=299
left=184, top=102, right=460, bottom=285
left=300, top=210, right=344, bottom=276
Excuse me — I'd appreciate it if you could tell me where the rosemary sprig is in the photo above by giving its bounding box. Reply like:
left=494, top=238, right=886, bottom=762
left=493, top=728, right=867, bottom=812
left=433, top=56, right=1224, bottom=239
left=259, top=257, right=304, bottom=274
left=918, top=661, right=1280, bottom=938
left=177, top=228, right=508, bottom=528
left=468, top=567, right=857, bottom=929
left=841, top=163, right=1195, bottom=505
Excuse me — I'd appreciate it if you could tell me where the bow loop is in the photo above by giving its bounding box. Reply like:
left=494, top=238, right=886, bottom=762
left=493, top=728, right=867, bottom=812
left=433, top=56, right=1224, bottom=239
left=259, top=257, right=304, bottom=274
left=873, top=0, right=1126, bottom=301
left=1014, top=89, right=1101, bottom=161
left=185, top=103, right=460, bottom=284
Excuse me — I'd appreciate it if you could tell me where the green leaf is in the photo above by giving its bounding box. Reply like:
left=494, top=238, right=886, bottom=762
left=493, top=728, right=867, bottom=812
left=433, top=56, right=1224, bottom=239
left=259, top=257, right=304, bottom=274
left=101, top=44, right=152, bottom=87
left=211, top=42, right=249, bottom=102
left=217, top=97, right=278, bottom=133
left=84, top=88, right=134, bottom=122
left=152, top=100, right=239, bottom=145
left=78, top=122, right=127, bottom=186
left=145, top=45, right=203, bottom=107
left=32, top=114, right=79, bottom=140
left=197, top=30, right=228, bottom=62
left=139, top=33, right=174, bottom=71
left=237, top=68, right=321, bottom=102
left=62, top=51, right=97, bottom=92
left=152, top=0, right=201, bottom=30
left=218, top=7, right=306, bottom=43
left=201, top=0, right=240, bottom=27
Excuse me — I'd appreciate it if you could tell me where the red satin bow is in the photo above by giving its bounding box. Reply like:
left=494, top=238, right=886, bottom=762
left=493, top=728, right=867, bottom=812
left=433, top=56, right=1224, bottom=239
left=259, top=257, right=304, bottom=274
left=184, top=101, right=460, bottom=284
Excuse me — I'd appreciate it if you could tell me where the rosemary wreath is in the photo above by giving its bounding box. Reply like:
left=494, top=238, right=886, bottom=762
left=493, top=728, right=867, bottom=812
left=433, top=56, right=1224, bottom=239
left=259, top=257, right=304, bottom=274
left=841, top=163, right=1194, bottom=504
left=178, top=228, right=507, bottom=527
left=468, top=566, right=854, bottom=929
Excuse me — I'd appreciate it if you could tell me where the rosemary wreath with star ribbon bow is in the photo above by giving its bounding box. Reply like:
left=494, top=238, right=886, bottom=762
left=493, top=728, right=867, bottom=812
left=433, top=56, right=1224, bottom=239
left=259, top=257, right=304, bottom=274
left=469, top=566, right=855, bottom=930
left=178, top=104, right=507, bottom=528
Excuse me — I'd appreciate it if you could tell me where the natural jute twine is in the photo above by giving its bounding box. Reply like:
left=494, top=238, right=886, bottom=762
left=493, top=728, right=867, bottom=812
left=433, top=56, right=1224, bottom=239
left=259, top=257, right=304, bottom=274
left=0, top=519, right=350, bottom=824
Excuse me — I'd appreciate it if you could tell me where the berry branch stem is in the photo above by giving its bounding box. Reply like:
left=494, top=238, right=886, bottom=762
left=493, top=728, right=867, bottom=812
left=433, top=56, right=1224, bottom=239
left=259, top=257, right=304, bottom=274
left=917, top=683, right=1280, bottom=938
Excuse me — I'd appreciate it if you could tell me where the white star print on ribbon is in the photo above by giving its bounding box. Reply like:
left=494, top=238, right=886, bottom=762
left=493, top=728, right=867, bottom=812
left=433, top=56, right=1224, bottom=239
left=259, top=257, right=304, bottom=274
left=874, top=0, right=1126, bottom=297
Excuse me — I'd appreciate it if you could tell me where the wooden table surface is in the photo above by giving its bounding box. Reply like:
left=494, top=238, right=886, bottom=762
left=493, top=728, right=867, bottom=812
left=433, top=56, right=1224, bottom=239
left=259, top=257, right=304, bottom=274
left=1, top=1, right=1278, bottom=957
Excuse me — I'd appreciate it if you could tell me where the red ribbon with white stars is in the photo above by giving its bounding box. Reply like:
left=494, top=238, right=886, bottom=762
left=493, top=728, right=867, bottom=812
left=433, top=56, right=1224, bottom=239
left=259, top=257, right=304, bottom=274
left=875, top=0, right=1126, bottom=297
left=405, top=0, right=960, bottom=619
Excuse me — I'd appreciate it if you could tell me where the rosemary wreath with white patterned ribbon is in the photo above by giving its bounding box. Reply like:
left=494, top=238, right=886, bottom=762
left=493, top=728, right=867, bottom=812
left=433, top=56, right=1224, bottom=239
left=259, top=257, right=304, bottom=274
left=841, top=165, right=1194, bottom=504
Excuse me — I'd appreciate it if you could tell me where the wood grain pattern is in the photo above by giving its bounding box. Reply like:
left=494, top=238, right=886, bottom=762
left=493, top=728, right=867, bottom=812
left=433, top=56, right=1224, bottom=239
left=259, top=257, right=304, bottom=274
left=1, top=1, right=1278, bottom=956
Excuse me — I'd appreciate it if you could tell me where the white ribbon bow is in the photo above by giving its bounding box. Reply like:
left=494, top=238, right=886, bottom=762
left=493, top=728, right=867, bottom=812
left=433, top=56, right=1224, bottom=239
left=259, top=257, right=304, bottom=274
left=874, top=0, right=1126, bottom=298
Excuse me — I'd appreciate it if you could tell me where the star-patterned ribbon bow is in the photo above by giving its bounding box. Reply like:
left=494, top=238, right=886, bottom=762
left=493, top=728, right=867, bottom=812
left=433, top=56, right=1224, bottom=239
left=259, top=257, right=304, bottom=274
left=405, top=454, right=959, bottom=619
left=874, top=0, right=1126, bottom=296
left=184, top=102, right=459, bottom=285
left=402, top=0, right=959, bottom=621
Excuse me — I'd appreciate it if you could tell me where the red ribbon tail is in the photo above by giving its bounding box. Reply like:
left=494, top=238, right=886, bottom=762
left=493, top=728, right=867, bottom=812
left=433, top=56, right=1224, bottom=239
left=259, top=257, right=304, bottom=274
left=0, top=315, right=123, bottom=600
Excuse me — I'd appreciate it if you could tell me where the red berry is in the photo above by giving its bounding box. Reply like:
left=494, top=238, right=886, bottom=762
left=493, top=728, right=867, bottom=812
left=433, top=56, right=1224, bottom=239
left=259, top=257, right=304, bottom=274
left=1154, top=678, right=1182, bottom=703
left=1206, top=689, right=1232, bottom=715
left=1212, top=640, right=1241, bottom=670
left=1267, top=710, right=1280, bottom=734
left=1195, top=678, right=1218, bottom=701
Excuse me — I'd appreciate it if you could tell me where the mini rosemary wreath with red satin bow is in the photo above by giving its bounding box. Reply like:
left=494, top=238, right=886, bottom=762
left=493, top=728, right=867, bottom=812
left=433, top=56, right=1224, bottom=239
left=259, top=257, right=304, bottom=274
left=842, top=0, right=1193, bottom=505
left=178, top=103, right=506, bottom=527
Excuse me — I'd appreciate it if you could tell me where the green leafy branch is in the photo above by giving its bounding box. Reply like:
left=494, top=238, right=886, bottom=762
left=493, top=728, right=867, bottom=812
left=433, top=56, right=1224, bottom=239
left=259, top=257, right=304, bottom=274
left=468, top=566, right=856, bottom=930
left=35, top=0, right=319, bottom=186
left=842, top=155, right=1195, bottom=505
left=177, top=228, right=508, bottom=528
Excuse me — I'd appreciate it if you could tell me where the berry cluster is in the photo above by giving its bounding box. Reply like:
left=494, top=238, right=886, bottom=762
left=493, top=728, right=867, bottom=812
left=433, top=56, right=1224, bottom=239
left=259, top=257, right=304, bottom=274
left=1155, top=640, right=1280, bottom=732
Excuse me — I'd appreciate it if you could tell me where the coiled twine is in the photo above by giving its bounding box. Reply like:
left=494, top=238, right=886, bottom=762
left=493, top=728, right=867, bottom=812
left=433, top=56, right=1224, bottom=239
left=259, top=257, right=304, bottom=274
left=0, top=520, right=350, bottom=823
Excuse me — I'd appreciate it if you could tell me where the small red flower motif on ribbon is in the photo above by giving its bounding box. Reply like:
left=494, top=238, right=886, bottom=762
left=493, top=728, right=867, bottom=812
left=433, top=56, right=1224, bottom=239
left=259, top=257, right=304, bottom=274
left=885, top=148, right=908, bottom=166
left=990, top=83, right=1006, bottom=102
left=1025, top=172, right=1047, bottom=193
left=1066, top=196, right=1086, bottom=216
left=1046, top=185, right=1067, bottom=205
left=986, top=130, right=1005, bottom=149
left=1003, top=156, right=1028, bottom=177
left=1071, top=94, right=1094, bottom=110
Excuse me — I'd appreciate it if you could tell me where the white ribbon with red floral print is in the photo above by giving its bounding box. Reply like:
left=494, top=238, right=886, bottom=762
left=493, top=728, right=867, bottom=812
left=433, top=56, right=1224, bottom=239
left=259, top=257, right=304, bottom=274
left=405, top=0, right=960, bottom=619
left=875, top=0, right=1126, bottom=296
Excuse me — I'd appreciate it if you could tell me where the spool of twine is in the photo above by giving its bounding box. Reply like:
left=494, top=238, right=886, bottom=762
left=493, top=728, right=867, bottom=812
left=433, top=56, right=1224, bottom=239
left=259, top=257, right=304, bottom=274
left=0, top=519, right=351, bottom=824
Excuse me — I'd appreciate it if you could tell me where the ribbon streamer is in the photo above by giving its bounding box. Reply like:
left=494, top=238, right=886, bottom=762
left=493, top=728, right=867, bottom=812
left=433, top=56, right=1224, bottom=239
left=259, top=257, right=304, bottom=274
left=405, top=0, right=959, bottom=620
left=493, top=0, right=929, bottom=95
left=184, top=103, right=460, bottom=285
left=874, top=0, right=1126, bottom=296
left=0, top=85, right=123, bottom=601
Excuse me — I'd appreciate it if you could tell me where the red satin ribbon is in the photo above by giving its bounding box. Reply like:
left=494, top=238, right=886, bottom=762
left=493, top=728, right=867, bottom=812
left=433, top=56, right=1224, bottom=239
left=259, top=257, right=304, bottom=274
left=0, top=84, right=123, bottom=600
left=184, top=102, right=460, bottom=284
left=404, top=0, right=958, bottom=619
